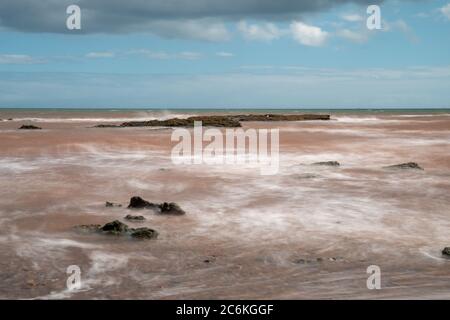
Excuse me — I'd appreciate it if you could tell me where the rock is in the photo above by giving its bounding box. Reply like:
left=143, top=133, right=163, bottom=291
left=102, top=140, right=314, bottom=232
left=100, top=220, right=129, bottom=234
left=442, top=247, right=450, bottom=256
left=128, top=196, right=158, bottom=209
left=125, top=214, right=146, bottom=221
left=74, top=220, right=157, bottom=240
left=130, top=227, right=158, bottom=240
left=7, top=118, right=13, bottom=121
left=312, top=161, right=340, bottom=167
left=159, top=202, right=186, bottom=215
left=105, top=201, right=122, bottom=207
left=384, top=162, right=424, bottom=170
left=73, top=224, right=101, bottom=233
left=19, top=125, right=42, bottom=130
left=96, top=114, right=330, bottom=128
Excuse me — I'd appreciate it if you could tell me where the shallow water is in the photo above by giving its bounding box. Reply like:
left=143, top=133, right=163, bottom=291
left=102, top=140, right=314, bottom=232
left=0, top=110, right=449, bottom=299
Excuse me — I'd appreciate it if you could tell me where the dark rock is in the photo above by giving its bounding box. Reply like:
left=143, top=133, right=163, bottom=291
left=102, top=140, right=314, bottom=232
left=100, top=220, right=129, bottom=234
left=384, top=162, right=424, bottom=170
left=19, top=125, right=42, bottom=130
left=125, top=214, right=146, bottom=221
left=312, top=161, right=340, bottom=167
left=7, top=118, right=13, bottom=121
left=96, top=114, right=330, bottom=128
left=105, top=201, right=122, bottom=207
left=130, top=227, right=158, bottom=240
left=442, top=247, right=450, bottom=256
left=74, top=220, right=158, bottom=240
left=159, top=202, right=186, bottom=215
left=128, top=196, right=158, bottom=209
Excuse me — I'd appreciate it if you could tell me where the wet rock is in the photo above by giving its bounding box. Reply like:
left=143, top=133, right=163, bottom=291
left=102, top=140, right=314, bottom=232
left=19, top=125, right=42, bottom=130
left=128, top=196, right=159, bottom=209
left=442, top=247, right=450, bottom=256
left=96, top=114, right=330, bottom=128
left=159, top=202, right=186, bottom=215
left=384, top=162, right=424, bottom=170
left=130, top=227, right=158, bottom=240
left=125, top=214, right=146, bottom=221
left=74, top=220, right=158, bottom=240
left=100, top=220, right=129, bottom=234
left=8, top=118, right=13, bottom=121
left=312, top=161, right=340, bottom=167
left=105, top=201, right=122, bottom=207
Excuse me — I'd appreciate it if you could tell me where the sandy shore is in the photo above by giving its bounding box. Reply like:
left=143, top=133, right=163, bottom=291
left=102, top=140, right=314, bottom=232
left=1, top=110, right=450, bottom=299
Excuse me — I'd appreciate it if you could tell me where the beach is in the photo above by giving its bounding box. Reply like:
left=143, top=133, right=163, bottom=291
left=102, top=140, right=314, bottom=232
left=0, top=109, right=450, bottom=299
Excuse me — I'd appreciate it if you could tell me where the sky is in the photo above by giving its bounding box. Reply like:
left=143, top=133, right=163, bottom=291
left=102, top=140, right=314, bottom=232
left=0, top=0, right=449, bottom=109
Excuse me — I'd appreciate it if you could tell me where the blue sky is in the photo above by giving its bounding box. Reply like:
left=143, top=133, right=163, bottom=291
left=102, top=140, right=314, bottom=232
left=0, top=0, right=449, bottom=108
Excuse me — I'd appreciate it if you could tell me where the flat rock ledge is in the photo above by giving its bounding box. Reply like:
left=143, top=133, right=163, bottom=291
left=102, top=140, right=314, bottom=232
left=383, top=162, right=424, bottom=170
left=95, top=114, right=330, bottom=128
left=74, top=220, right=158, bottom=240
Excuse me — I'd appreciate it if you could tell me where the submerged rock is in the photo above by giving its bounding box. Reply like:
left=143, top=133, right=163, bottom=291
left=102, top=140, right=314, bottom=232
left=159, top=202, right=186, bottom=215
left=100, top=220, right=129, bottom=234
left=128, top=196, right=159, bottom=209
left=312, top=161, right=340, bottom=167
left=130, top=227, right=158, bottom=239
left=442, top=247, right=450, bottom=256
left=384, top=162, right=424, bottom=170
left=125, top=214, right=146, bottom=221
left=105, top=201, right=122, bottom=207
left=19, top=125, right=42, bottom=130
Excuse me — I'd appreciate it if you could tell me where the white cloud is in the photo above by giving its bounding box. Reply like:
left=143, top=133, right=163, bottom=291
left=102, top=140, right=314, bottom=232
left=341, top=14, right=364, bottom=22
left=216, top=52, right=234, bottom=57
left=0, top=54, right=44, bottom=64
left=441, top=3, right=450, bottom=20
left=85, top=52, right=115, bottom=58
left=290, top=21, right=328, bottom=46
left=237, top=21, right=283, bottom=41
left=336, top=29, right=368, bottom=43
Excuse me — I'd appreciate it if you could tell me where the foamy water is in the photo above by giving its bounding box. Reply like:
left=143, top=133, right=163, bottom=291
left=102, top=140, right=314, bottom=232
left=0, top=110, right=450, bottom=299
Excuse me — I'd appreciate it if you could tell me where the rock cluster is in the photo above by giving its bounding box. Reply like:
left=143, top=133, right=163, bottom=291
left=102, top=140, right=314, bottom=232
left=74, top=220, right=158, bottom=240
left=19, top=125, right=42, bottom=130
left=128, top=196, right=186, bottom=215
left=95, top=114, right=331, bottom=128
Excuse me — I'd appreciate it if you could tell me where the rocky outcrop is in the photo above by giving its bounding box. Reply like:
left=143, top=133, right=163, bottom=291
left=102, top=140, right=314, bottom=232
left=384, top=162, right=424, bottom=170
left=312, top=161, right=340, bottom=167
left=19, top=125, right=42, bottom=130
left=128, top=196, right=159, bottom=209
left=442, top=247, right=450, bottom=256
left=127, top=196, right=186, bottom=215
left=74, top=220, right=158, bottom=240
left=159, top=202, right=186, bottom=215
left=96, top=113, right=330, bottom=128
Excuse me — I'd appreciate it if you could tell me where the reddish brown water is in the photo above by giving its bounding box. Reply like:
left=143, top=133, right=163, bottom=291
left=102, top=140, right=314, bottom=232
left=0, top=110, right=449, bottom=299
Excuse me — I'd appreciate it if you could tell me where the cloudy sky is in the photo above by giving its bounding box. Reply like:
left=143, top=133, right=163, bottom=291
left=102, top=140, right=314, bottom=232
left=1, top=0, right=450, bottom=108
